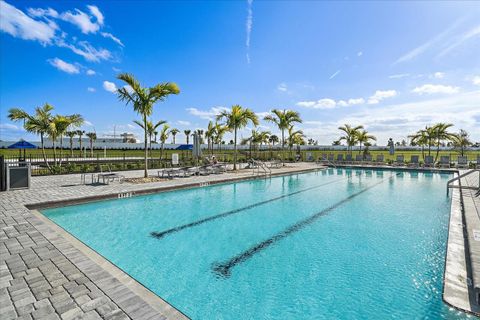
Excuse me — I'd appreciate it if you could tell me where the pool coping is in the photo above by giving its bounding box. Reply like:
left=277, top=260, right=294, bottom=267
left=24, top=165, right=473, bottom=319
left=30, top=209, right=190, bottom=320
left=442, top=171, right=480, bottom=316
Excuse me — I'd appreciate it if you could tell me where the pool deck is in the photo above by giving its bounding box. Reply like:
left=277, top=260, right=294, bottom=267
left=443, top=170, right=480, bottom=316
left=0, top=162, right=323, bottom=320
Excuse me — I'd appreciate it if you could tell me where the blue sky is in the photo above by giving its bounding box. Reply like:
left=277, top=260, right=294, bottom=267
left=1, top=0, right=479, bottom=144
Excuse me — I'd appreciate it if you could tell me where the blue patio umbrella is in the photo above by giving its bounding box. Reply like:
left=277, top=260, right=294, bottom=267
left=176, top=144, right=193, bottom=150
left=8, top=139, right=37, bottom=160
left=7, top=139, right=37, bottom=149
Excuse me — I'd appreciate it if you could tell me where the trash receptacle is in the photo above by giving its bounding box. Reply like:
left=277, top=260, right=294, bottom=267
left=6, top=163, right=31, bottom=190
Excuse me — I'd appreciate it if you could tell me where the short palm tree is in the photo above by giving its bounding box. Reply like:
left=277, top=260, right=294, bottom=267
left=408, top=129, right=429, bottom=160
left=117, top=73, right=180, bottom=178
left=213, top=123, right=229, bottom=152
left=65, top=131, right=77, bottom=156
left=170, top=128, right=179, bottom=144
left=451, top=129, right=472, bottom=157
left=159, top=124, right=170, bottom=160
left=216, top=105, right=259, bottom=170
left=205, top=121, right=216, bottom=154
left=338, top=124, right=363, bottom=155
left=134, top=119, right=166, bottom=158
left=287, top=126, right=304, bottom=156
left=51, top=114, right=83, bottom=164
left=86, top=132, right=97, bottom=157
left=356, top=130, right=376, bottom=156
left=432, top=123, right=455, bottom=161
left=184, top=129, right=191, bottom=144
left=76, top=130, right=85, bottom=156
left=269, top=134, right=279, bottom=146
left=264, top=109, right=302, bottom=163
left=8, top=104, right=53, bottom=170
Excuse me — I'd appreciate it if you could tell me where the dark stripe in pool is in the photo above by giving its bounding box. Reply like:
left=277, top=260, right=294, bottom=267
left=212, top=174, right=396, bottom=278
left=150, top=177, right=347, bottom=240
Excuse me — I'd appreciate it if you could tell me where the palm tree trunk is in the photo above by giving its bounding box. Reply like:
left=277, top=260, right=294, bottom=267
left=143, top=116, right=148, bottom=178
left=281, top=129, right=285, bottom=165
left=435, top=138, right=440, bottom=162
left=233, top=127, right=238, bottom=170
left=40, top=134, right=52, bottom=172
left=59, top=136, right=63, bottom=165
left=70, top=137, right=73, bottom=157
left=90, top=140, right=93, bottom=157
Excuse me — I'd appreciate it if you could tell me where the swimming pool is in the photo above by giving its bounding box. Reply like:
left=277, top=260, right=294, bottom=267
left=42, top=168, right=469, bottom=319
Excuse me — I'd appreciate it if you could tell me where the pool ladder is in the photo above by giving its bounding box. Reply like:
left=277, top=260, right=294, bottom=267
left=251, top=159, right=271, bottom=177
left=446, top=169, right=480, bottom=195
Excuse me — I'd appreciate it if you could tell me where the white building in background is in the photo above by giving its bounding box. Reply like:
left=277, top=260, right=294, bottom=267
left=97, top=133, right=138, bottom=143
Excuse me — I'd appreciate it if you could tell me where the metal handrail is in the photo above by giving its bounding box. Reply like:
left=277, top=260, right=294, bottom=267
left=316, top=157, right=337, bottom=168
left=447, top=169, right=480, bottom=195
left=250, top=159, right=271, bottom=177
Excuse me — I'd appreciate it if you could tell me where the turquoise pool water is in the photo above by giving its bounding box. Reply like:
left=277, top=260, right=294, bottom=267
left=43, top=169, right=470, bottom=319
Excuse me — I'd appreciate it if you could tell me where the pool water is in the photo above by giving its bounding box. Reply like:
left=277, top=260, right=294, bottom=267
left=42, top=168, right=471, bottom=319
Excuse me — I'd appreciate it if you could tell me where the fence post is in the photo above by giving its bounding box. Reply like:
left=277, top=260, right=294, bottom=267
left=123, top=152, right=126, bottom=170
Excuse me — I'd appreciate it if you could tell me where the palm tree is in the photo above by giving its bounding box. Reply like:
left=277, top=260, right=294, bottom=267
left=117, top=73, right=180, bottom=178
left=134, top=119, right=166, bottom=158
left=205, top=121, right=216, bottom=154
left=159, top=124, right=170, bottom=160
left=170, top=128, right=179, bottom=144
left=451, top=129, right=472, bottom=157
left=195, top=129, right=204, bottom=144
left=65, top=131, right=77, bottom=156
left=338, top=124, right=363, bottom=155
left=432, top=123, right=455, bottom=161
left=216, top=105, right=259, bottom=170
left=408, top=129, right=429, bottom=160
left=86, top=132, right=97, bottom=157
left=76, top=130, right=85, bottom=157
left=269, top=134, right=279, bottom=146
left=213, top=123, right=229, bottom=153
left=264, top=109, right=302, bottom=163
left=51, top=114, right=83, bottom=164
left=356, top=130, right=376, bottom=156
left=287, top=126, right=304, bottom=157
left=184, top=129, right=191, bottom=144
left=8, top=104, right=53, bottom=170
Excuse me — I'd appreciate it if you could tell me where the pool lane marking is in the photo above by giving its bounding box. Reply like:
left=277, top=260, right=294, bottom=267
left=150, top=177, right=348, bottom=240
left=212, top=173, right=398, bottom=278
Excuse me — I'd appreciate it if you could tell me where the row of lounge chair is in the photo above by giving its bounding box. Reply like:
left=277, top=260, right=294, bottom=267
left=318, top=154, right=480, bottom=169
left=158, top=163, right=228, bottom=179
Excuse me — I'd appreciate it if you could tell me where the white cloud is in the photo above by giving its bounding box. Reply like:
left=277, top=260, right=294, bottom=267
left=87, top=87, right=96, bottom=92
left=245, top=0, right=253, bottom=64
left=329, top=70, right=341, bottom=80
left=87, top=5, right=104, bottom=26
left=60, top=8, right=100, bottom=34
left=112, top=67, right=121, bottom=72
left=297, top=98, right=337, bottom=109
left=86, top=69, right=95, bottom=75
left=27, top=7, right=58, bottom=18
left=57, top=40, right=111, bottom=62
left=389, top=73, right=410, bottom=79
left=0, top=1, right=57, bottom=45
left=277, top=83, right=288, bottom=92
left=473, top=76, right=480, bottom=86
left=437, top=24, right=480, bottom=58
left=187, top=106, right=228, bottom=120
left=367, top=90, right=397, bottom=104
left=337, top=98, right=365, bottom=107
left=177, top=120, right=191, bottom=126
left=357, top=51, right=363, bottom=57
left=433, top=72, right=445, bottom=79
left=412, top=84, right=460, bottom=95
left=84, top=120, right=93, bottom=126
left=48, top=58, right=79, bottom=74
left=394, top=19, right=462, bottom=64
left=0, top=123, right=20, bottom=130
left=101, top=32, right=124, bottom=47
left=103, top=81, right=117, bottom=93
